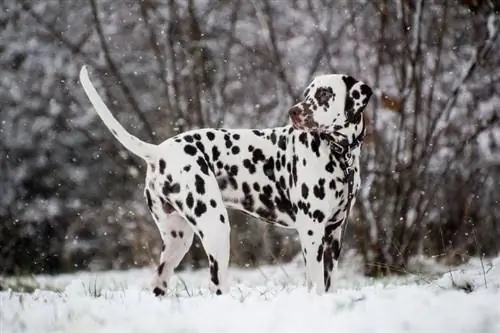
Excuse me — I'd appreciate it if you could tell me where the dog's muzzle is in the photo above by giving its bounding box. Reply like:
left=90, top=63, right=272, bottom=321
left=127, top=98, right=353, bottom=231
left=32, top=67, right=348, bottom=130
left=288, top=106, right=302, bottom=123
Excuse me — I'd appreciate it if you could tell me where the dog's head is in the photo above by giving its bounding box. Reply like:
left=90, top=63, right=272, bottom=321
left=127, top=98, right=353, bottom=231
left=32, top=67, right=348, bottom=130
left=289, top=74, right=372, bottom=136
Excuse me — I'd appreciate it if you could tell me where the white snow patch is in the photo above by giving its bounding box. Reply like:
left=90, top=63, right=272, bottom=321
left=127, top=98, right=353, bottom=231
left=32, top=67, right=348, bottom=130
left=2, top=257, right=500, bottom=333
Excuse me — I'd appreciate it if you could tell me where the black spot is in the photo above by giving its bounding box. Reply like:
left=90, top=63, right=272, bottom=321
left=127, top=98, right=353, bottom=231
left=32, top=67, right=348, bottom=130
left=252, top=130, right=264, bottom=137
left=209, top=258, right=220, bottom=286
left=274, top=191, right=295, bottom=221
left=216, top=289, right=222, bottom=295
left=325, top=161, right=335, bottom=173
left=184, top=135, right=194, bottom=143
left=199, top=230, right=204, bottom=239
left=171, top=230, right=177, bottom=238
left=262, top=185, right=273, bottom=196
left=186, top=215, right=197, bottom=226
left=229, top=165, right=239, bottom=176
left=243, top=159, right=256, bottom=174
left=314, top=86, right=335, bottom=107
left=186, top=193, right=194, bottom=209
left=161, top=243, right=165, bottom=251
left=210, top=199, right=217, bottom=208
left=253, top=182, right=261, bottom=192
left=310, top=133, right=321, bottom=157
left=212, top=146, right=221, bottom=161
left=179, top=231, right=184, bottom=238
left=163, top=181, right=181, bottom=196
left=279, top=176, right=286, bottom=189
left=195, top=141, right=206, bottom=153
left=313, top=179, right=326, bottom=200
left=316, top=244, right=324, bottom=262
left=291, top=155, right=298, bottom=185
left=252, top=149, right=266, bottom=164
left=307, top=230, right=313, bottom=236
left=298, top=132, right=308, bottom=147
left=324, top=248, right=333, bottom=292
left=352, top=90, right=360, bottom=99
left=313, top=210, right=325, bottom=223
left=195, top=174, right=206, bottom=194
left=301, top=184, right=309, bottom=199
left=263, top=157, right=275, bottom=181
left=193, top=133, right=202, bottom=140
left=157, top=262, right=165, bottom=275
left=231, top=146, right=240, bottom=154
left=184, top=144, right=197, bottom=155
left=197, top=157, right=210, bottom=175
left=228, top=177, right=238, bottom=190
left=145, top=189, right=153, bottom=212
left=232, top=133, right=240, bottom=140
left=206, top=132, right=215, bottom=140
left=183, top=165, right=191, bottom=172
left=278, top=135, right=287, bottom=150
left=259, top=193, right=275, bottom=211
left=159, top=159, right=166, bottom=174
left=194, top=200, right=207, bottom=217
left=270, top=131, right=277, bottom=144
left=220, top=214, right=225, bottom=223
left=175, top=200, right=184, bottom=211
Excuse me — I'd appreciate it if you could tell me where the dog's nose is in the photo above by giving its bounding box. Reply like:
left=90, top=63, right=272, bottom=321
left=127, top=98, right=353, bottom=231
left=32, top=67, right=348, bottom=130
left=288, top=106, right=301, bottom=118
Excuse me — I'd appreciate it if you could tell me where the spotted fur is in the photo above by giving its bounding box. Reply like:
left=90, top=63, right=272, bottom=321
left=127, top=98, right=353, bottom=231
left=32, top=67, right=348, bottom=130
left=80, top=66, right=372, bottom=296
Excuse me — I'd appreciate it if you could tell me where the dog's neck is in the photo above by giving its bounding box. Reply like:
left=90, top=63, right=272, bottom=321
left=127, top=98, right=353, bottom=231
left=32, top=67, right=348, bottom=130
left=311, top=119, right=366, bottom=158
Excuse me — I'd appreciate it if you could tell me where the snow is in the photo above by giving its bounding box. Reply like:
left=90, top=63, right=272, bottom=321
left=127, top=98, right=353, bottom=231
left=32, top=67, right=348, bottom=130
left=2, top=256, right=500, bottom=333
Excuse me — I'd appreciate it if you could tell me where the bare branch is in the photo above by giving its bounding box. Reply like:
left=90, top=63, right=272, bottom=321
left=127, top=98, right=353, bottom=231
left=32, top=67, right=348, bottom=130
left=88, top=0, right=156, bottom=142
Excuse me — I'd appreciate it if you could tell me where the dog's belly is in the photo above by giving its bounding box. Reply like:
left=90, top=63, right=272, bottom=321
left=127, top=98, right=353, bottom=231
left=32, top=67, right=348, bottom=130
left=216, top=164, right=296, bottom=227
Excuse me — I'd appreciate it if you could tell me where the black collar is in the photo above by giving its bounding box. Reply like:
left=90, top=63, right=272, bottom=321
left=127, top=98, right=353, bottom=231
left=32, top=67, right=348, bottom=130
left=323, top=121, right=366, bottom=158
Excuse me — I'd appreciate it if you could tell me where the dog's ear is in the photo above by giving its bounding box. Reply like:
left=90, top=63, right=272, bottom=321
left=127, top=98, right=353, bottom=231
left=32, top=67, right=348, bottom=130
left=342, top=75, right=372, bottom=123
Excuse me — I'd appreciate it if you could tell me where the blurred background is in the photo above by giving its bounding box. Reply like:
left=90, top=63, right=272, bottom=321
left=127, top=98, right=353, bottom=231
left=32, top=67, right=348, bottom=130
left=0, top=0, right=499, bottom=277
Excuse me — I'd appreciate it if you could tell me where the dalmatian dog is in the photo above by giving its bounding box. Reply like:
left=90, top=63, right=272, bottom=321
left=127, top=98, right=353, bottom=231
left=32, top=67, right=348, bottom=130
left=79, top=66, right=372, bottom=296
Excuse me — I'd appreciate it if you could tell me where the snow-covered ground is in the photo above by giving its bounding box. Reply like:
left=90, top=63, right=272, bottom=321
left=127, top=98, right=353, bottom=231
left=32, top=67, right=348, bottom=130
left=2, top=255, right=500, bottom=333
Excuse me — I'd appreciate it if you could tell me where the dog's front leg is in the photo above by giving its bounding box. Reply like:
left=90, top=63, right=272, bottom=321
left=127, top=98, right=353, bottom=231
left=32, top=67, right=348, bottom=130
left=321, top=218, right=345, bottom=293
left=298, top=218, right=327, bottom=295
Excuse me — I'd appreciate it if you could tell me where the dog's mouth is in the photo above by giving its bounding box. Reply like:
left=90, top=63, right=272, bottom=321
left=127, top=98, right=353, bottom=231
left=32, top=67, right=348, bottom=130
left=288, top=104, right=318, bottom=130
left=290, top=114, right=317, bottom=130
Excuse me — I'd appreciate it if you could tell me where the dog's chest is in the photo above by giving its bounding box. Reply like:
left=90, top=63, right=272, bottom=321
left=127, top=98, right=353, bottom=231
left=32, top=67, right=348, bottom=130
left=289, top=134, right=361, bottom=220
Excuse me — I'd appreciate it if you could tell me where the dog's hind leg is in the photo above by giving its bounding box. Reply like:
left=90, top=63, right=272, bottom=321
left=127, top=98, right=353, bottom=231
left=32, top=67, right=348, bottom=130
left=151, top=212, right=194, bottom=297
left=166, top=174, right=231, bottom=295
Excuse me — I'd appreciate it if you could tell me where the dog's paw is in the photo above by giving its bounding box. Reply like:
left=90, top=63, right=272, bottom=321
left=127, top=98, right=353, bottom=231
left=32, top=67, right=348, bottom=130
left=153, top=286, right=166, bottom=297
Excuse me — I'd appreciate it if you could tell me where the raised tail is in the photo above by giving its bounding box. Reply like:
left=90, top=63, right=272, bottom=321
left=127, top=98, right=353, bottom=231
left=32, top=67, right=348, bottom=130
left=79, top=66, right=156, bottom=161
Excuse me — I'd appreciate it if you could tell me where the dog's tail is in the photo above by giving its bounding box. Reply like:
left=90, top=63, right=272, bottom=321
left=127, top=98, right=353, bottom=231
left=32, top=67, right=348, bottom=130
left=79, top=66, right=156, bottom=161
